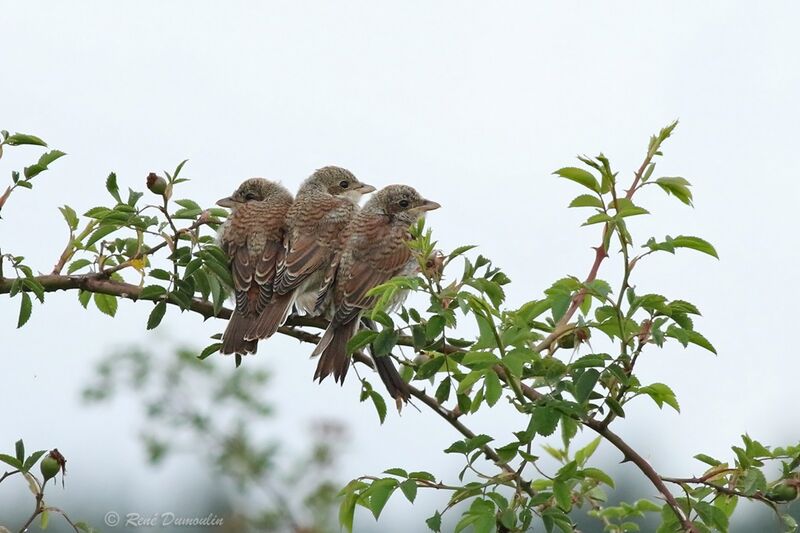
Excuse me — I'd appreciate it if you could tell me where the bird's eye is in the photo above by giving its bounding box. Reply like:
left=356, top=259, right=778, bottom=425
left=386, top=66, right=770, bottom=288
left=339, top=180, right=349, bottom=189
left=244, top=192, right=258, bottom=201
left=399, top=199, right=410, bottom=208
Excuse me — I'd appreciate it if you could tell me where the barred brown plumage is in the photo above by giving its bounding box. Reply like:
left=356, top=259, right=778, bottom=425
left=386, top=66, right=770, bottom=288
left=313, top=184, right=440, bottom=387
left=216, top=178, right=293, bottom=359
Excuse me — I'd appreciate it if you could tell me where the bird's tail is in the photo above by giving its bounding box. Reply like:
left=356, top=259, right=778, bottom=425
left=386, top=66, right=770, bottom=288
left=313, top=319, right=358, bottom=384
left=245, top=292, right=295, bottom=341
left=373, top=354, right=410, bottom=402
left=220, top=312, right=258, bottom=359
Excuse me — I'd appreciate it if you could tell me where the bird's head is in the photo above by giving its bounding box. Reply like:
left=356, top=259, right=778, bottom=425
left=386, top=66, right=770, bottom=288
left=364, top=184, right=441, bottom=224
left=299, top=166, right=375, bottom=201
left=217, top=178, right=291, bottom=209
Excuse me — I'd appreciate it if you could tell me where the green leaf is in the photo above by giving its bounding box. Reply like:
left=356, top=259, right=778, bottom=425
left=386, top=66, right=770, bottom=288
left=147, top=301, right=167, bottom=329
left=532, top=405, right=560, bottom=437
left=140, top=285, right=168, bottom=300
left=93, top=293, right=118, bottom=317
left=0, top=453, right=23, bottom=469
left=15, top=440, right=24, bottom=463
left=569, top=194, right=603, bottom=209
left=399, top=479, right=418, bottom=503
left=694, top=501, right=728, bottom=531
left=106, top=172, right=121, bottom=203
left=457, top=370, right=484, bottom=394
left=372, top=328, right=399, bottom=357
left=17, top=292, right=32, bottom=328
left=638, top=382, right=680, bottom=412
left=370, top=391, right=387, bottom=424
left=502, top=348, right=531, bottom=377
left=198, top=342, right=221, bottom=360
left=149, top=268, right=172, bottom=281
left=655, top=176, right=693, bottom=206
left=484, top=371, right=502, bottom=406
left=694, top=453, right=722, bottom=467
left=434, top=376, right=451, bottom=403
left=574, top=369, right=599, bottom=404
left=554, top=167, right=600, bottom=192
left=367, top=478, right=397, bottom=519
left=582, top=213, right=615, bottom=226
left=339, top=491, right=357, bottom=533
left=22, top=450, right=46, bottom=472
left=175, top=198, right=201, bottom=210
left=426, top=511, right=442, bottom=532
left=426, top=315, right=446, bottom=341
left=58, top=205, right=79, bottom=231
left=448, top=245, right=477, bottom=259
left=670, top=235, right=719, bottom=259
left=582, top=467, right=614, bottom=488
left=462, top=351, right=499, bottom=367
left=686, top=330, right=717, bottom=354
left=553, top=480, right=572, bottom=511
left=741, top=468, right=767, bottom=495
left=67, top=258, right=92, bottom=274
left=78, top=289, right=91, bottom=308
left=5, top=133, right=47, bottom=146
left=575, top=437, right=601, bottom=466
left=383, top=467, right=408, bottom=478
left=85, top=225, right=118, bottom=248
left=346, top=330, right=378, bottom=354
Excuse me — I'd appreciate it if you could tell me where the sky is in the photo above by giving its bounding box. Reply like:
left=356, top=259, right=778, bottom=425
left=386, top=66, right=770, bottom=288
left=1, top=2, right=799, bottom=531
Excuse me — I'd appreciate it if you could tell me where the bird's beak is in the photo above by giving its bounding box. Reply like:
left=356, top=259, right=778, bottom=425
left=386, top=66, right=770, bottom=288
left=416, top=199, right=441, bottom=212
left=355, top=183, right=376, bottom=194
left=216, top=197, right=238, bottom=208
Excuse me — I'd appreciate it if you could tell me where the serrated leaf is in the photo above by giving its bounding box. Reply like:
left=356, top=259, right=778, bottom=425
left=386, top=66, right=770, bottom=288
left=346, top=329, right=378, bottom=354
left=582, top=467, right=615, bottom=488
left=569, top=194, right=603, bottom=209
left=106, top=172, right=121, bottom=202
left=67, top=258, right=92, bottom=274
left=85, top=225, right=118, bottom=247
left=532, top=405, right=560, bottom=437
left=58, top=205, right=79, bottom=231
left=367, top=478, right=397, bottom=519
left=0, top=453, right=23, bottom=469
left=399, top=479, right=418, bottom=503
left=638, top=382, right=680, bottom=412
left=655, top=177, right=693, bottom=206
left=370, top=391, right=387, bottom=424
left=198, top=342, right=221, bottom=360
left=670, top=235, right=719, bottom=259
left=140, top=285, right=168, bottom=300
left=373, top=329, right=398, bottom=357
left=339, top=491, right=357, bottom=533
left=93, top=293, right=118, bottom=317
left=484, top=371, right=502, bottom=406
left=5, top=133, right=47, bottom=146
left=15, top=440, right=24, bottom=463
left=17, top=292, right=32, bottom=327
left=147, top=301, right=167, bottom=329
left=426, top=511, right=442, bottom=532
left=694, top=453, right=722, bottom=467
left=78, top=289, right=91, bottom=308
left=554, top=167, right=600, bottom=192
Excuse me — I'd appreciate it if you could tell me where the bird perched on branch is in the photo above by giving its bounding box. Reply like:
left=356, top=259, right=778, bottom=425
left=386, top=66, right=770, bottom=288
left=312, top=184, right=440, bottom=386
left=216, top=178, right=293, bottom=360
left=243, top=166, right=375, bottom=341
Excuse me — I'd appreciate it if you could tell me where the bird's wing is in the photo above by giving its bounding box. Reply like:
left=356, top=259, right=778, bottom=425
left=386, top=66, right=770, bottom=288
left=332, top=226, right=412, bottom=325
left=224, top=205, right=287, bottom=316
left=275, top=198, right=353, bottom=295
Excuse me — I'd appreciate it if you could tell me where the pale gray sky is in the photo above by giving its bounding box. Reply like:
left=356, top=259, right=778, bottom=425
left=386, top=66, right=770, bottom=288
left=2, top=2, right=799, bottom=531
